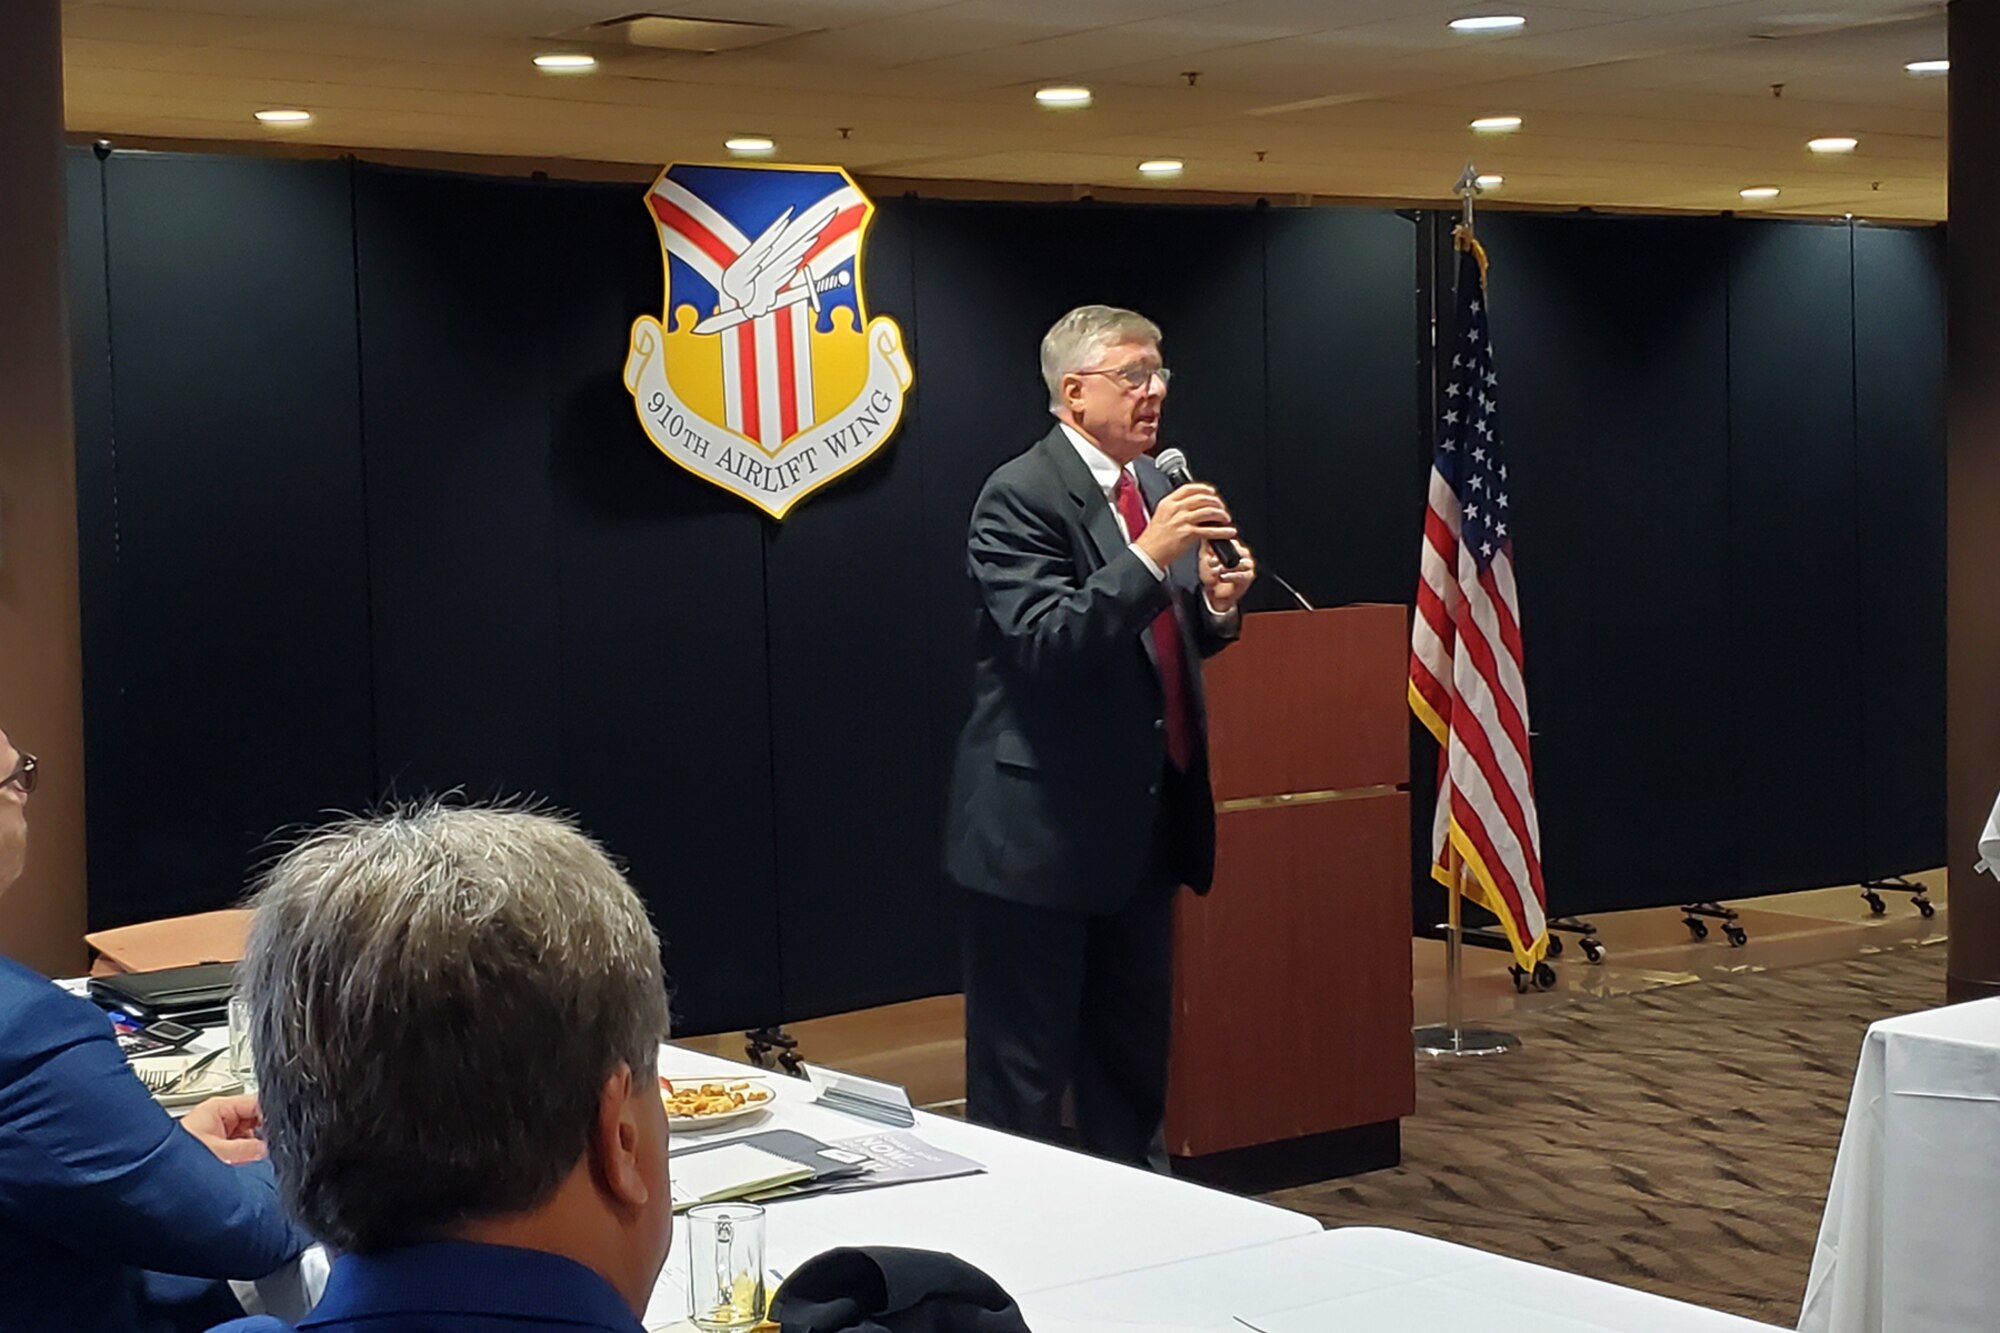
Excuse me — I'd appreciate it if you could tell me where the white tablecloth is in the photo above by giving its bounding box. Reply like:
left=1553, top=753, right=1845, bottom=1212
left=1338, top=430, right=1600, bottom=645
left=1800, top=996, right=2000, bottom=1333
left=645, top=1045, right=1323, bottom=1326
left=1025, top=1226, right=1785, bottom=1332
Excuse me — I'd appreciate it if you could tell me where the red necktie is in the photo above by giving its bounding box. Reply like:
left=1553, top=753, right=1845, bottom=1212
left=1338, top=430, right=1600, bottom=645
left=1114, top=471, right=1194, bottom=771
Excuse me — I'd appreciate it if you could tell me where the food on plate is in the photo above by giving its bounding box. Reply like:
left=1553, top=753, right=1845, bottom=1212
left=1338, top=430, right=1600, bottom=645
left=660, top=1078, right=774, bottom=1118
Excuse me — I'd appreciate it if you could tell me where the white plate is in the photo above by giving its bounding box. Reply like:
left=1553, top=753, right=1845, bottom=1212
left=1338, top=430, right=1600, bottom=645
left=661, top=1079, right=777, bottom=1130
left=665, top=1099, right=773, bottom=1131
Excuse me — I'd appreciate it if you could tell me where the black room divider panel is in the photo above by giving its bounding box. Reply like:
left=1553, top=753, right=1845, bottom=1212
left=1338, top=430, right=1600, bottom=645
left=1726, top=220, right=1869, bottom=894
left=65, top=148, right=1946, bottom=1032
left=1853, top=225, right=1948, bottom=881
left=77, top=152, right=375, bottom=931
left=1473, top=212, right=1737, bottom=917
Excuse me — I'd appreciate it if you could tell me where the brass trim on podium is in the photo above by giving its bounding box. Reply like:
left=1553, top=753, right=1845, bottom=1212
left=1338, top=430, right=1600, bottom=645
left=1216, top=783, right=1404, bottom=814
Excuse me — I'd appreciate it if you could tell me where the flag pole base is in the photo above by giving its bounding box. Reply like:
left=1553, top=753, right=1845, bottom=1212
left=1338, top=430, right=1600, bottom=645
left=1413, top=1025, right=1520, bottom=1058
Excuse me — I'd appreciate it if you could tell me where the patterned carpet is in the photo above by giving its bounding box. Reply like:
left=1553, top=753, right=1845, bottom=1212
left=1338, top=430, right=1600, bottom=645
left=1269, top=939, right=1950, bottom=1327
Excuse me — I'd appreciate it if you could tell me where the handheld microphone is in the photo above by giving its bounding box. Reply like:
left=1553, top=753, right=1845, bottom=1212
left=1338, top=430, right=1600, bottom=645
left=1152, top=448, right=1242, bottom=569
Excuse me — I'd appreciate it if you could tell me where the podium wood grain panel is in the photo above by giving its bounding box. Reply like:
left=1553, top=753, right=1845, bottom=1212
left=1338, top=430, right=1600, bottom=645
left=1203, top=604, right=1409, bottom=801
left=1167, top=791, right=1415, bottom=1157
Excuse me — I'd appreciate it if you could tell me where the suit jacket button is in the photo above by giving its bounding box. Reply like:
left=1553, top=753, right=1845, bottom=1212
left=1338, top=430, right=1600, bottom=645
left=1152, top=718, right=1165, bottom=731
left=1147, top=780, right=1161, bottom=796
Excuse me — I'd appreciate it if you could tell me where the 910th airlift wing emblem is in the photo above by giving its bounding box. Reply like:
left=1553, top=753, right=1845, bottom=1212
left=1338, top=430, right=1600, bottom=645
left=623, top=162, right=914, bottom=519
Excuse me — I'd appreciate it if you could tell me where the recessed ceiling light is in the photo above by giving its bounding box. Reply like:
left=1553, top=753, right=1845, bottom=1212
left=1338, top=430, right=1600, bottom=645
left=726, top=136, right=777, bottom=156
left=1449, top=15, right=1526, bottom=32
left=1476, top=173, right=1505, bottom=190
left=1906, top=59, right=1949, bottom=76
left=253, top=109, right=312, bottom=125
left=1138, top=158, right=1184, bottom=177
left=533, top=53, right=597, bottom=71
left=1035, top=85, right=1093, bottom=108
left=1808, top=136, right=1859, bottom=154
left=1740, top=186, right=1781, bottom=200
left=1470, top=115, right=1522, bottom=133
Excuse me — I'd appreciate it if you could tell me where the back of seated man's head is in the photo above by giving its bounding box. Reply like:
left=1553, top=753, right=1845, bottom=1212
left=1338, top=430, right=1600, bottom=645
left=243, top=803, right=673, bottom=1313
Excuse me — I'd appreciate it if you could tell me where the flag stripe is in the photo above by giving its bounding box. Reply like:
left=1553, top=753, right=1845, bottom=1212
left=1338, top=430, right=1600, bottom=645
left=1447, top=700, right=1542, bottom=900
left=774, top=304, right=800, bottom=440
left=721, top=321, right=745, bottom=434
left=648, top=195, right=736, bottom=272
left=789, top=301, right=815, bottom=430
left=736, top=322, right=760, bottom=442
left=652, top=177, right=750, bottom=252
left=802, top=202, right=866, bottom=267
left=1452, top=569, right=1536, bottom=790
left=1449, top=792, right=1533, bottom=931
left=754, top=314, right=784, bottom=449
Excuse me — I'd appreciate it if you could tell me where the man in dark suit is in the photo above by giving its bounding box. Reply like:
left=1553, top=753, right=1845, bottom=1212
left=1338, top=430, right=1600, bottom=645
left=946, top=305, right=1257, bottom=1171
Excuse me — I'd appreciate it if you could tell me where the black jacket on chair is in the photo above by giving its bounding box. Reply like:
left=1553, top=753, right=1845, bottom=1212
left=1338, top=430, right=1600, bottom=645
left=944, top=425, right=1238, bottom=915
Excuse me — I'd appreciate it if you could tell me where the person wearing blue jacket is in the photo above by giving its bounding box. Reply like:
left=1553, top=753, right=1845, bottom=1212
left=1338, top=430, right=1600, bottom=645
left=207, top=803, right=674, bottom=1333
left=0, top=728, right=311, bottom=1332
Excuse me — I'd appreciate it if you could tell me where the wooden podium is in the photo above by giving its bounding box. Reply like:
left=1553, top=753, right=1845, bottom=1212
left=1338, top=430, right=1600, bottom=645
left=1166, top=605, right=1415, bottom=1187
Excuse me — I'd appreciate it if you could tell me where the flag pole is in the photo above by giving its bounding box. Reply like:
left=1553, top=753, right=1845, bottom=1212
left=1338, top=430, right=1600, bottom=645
left=1416, top=846, right=1519, bottom=1057
left=1415, top=160, right=1521, bottom=1060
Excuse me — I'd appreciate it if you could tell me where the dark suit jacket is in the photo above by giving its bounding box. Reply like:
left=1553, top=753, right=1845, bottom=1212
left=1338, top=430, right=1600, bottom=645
left=945, top=425, right=1238, bottom=914
left=0, top=955, right=310, bottom=1333
left=206, top=1241, right=645, bottom=1333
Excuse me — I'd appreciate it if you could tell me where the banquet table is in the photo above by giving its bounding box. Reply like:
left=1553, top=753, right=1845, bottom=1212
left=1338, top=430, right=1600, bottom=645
left=91, top=1010, right=1797, bottom=1332
left=644, top=1044, right=1322, bottom=1326
left=1799, top=995, right=2000, bottom=1333
left=1023, top=1226, right=1786, bottom=1332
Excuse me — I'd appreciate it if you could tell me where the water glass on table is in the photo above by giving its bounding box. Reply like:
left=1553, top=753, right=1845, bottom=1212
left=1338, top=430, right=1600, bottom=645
left=686, top=1203, right=766, bottom=1331
left=226, top=992, right=257, bottom=1092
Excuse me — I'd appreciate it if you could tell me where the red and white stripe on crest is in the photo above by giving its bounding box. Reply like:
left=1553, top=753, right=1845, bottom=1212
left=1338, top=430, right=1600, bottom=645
left=647, top=175, right=867, bottom=451
left=1409, top=466, right=1550, bottom=968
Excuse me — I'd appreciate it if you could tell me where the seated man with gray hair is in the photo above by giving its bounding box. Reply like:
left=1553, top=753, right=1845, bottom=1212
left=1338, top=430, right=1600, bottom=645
left=209, top=803, right=675, bottom=1333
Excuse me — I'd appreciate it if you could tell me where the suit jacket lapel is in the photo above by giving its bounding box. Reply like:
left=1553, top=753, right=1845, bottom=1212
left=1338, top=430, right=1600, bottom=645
left=1037, top=426, right=1128, bottom=574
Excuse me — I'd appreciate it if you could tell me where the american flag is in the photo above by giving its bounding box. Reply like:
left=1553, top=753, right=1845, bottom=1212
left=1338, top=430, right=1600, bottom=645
left=1408, top=236, right=1549, bottom=968
left=647, top=165, right=868, bottom=450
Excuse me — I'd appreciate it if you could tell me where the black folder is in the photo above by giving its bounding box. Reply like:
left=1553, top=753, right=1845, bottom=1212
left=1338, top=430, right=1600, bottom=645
left=88, top=962, right=236, bottom=1023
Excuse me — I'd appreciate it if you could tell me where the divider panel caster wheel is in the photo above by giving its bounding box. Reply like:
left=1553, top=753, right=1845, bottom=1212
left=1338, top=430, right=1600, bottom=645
left=1724, top=923, right=1748, bottom=947
left=1548, top=934, right=1565, bottom=958
left=1581, top=938, right=1605, bottom=964
left=1532, top=961, right=1557, bottom=991
left=1683, top=915, right=1709, bottom=941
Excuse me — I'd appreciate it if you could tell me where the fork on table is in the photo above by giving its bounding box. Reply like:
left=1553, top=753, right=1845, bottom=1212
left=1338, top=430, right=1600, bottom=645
left=136, top=1047, right=226, bottom=1096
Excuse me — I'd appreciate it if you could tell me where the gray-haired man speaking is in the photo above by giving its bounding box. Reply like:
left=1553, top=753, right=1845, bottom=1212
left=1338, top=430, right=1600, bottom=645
left=212, top=804, right=673, bottom=1333
left=945, top=305, right=1257, bottom=1172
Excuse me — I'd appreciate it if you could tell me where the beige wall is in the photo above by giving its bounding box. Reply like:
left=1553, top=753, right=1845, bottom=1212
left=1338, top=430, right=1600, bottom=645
left=0, top=0, right=88, bottom=978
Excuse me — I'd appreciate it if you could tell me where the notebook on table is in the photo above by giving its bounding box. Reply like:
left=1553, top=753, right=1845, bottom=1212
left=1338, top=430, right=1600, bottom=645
left=670, top=1128, right=869, bottom=1208
left=668, top=1142, right=815, bottom=1212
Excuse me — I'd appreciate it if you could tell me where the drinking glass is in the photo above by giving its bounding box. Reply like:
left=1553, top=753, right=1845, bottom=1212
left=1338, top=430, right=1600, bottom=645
left=226, top=992, right=256, bottom=1091
left=685, top=1203, right=766, bottom=1331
